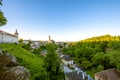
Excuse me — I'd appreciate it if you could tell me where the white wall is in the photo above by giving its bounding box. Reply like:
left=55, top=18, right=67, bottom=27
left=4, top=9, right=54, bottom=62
left=0, top=32, right=18, bottom=43
left=62, top=59, right=74, bottom=66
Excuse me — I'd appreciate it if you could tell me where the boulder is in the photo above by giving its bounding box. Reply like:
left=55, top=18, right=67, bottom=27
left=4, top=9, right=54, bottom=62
left=0, top=53, right=18, bottom=67
left=0, top=49, right=3, bottom=55
left=0, top=66, right=30, bottom=80
left=0, top=51, right=30, bottom=80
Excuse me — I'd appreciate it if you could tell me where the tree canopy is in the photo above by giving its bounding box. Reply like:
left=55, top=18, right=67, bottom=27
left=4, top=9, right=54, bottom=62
left=62, top=35, right=120, bottom=77
left=45, top=43, right=64, bottom=80
left=0, top=0, right=7, bottom=26
left=0, top=0, right=2, bottom=5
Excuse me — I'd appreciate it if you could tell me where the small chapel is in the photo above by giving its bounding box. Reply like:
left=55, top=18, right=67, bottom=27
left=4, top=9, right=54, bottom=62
left=0, top=30, right=19, bottom=43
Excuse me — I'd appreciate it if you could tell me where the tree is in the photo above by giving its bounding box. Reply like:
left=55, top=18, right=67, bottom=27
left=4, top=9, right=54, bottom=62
left=0, top=0, right=2, bottom=5
left=19, top=38, right=23, bottom=43
left=107, top=41, right=120, bottom=51
left=109, top=50, right=120, bottom=70
left=45, top=44, right=64, bottom=80
left=81, top=60, right=92, bottom=70
left=0, top=0, right=7, bottom=26
left=21, top=43, right=31, bottom=51
left=97, top=65, right=104, bottom=72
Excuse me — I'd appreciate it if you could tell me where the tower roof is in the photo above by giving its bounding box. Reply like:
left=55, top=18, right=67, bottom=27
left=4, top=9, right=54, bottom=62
left=0, top=30, right=17, bottom=37
left=14, top=29, right=18, bottom=34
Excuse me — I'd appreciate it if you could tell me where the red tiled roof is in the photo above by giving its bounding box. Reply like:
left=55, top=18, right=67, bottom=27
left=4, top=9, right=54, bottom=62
left=0, top=30, right=17, bottom=37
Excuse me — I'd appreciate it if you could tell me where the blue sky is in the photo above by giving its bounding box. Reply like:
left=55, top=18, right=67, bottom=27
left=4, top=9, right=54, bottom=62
left=1, top=0, right=120, bottom=41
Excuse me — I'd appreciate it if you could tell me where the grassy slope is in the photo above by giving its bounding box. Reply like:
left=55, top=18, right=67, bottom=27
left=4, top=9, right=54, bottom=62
left=0, top=43, right=44, bottom=80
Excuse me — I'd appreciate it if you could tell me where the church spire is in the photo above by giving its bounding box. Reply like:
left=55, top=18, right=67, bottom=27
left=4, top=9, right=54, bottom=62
left=14, top=29, right=18, bottom=37
left=48, top=35, right=51, bottom=43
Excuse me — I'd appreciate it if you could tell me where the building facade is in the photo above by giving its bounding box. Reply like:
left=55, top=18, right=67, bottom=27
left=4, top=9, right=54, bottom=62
left=0, top=30, right=18, bottom=43
left=62, top=55, right=74, bottom=66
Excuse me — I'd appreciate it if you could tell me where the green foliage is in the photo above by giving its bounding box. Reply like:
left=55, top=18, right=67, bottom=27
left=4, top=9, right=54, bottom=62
left=32, top=48, right=41, bottom=55
left=108, top=50, right=120, bottom=69
left=0, top=0, right=7, bottom=26
left=32, top=45, right=46, bottom=56
left=45, top=43, right=64, bottom=80
left=107, top=41, right=120, bottom=50
left=81, top=34, right=120, bottom=42
left=19, top=38, right=23, bottom=43
left=0, top=0, right=2, bottom=5
left=62, top=35, right=120, bottom=78
left=0, top=43, right=44, bottom=80
left=92, top=52, right=104, bottom=66
left=40, top=45, right=46, bottom=50
left=97, top=65, right=104, bottom=72
left=19, top=43, right=31, bottom=51
left=33, top=71, right=47, bottom=80
left=81, top=60, right=92, bottom=70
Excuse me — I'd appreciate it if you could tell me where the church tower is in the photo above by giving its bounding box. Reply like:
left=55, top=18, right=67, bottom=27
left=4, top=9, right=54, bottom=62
left=48, top=35, right=51, bottom=43
left=14, top=30, right=19, bottom=37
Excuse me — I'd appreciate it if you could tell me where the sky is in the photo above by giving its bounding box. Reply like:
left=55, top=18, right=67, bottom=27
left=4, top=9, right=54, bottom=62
left=1, top=0, right=120, bottom=42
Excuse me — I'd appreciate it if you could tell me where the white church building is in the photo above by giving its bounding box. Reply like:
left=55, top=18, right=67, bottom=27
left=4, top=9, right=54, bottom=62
left=0, top=30, right=18, bottom=43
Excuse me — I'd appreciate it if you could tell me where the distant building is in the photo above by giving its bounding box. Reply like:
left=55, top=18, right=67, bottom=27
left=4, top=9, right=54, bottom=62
left=65, top=71, right=89, bottom=80
left=56, top=42, right=66, bottom=48
left=0, top=30, right=18, bottom=43
left=48, top=35, right=51, bottom=43
left=31, top=41, right=40, bottom=49
left=62, top=55, right=74, bottom=66
left=39, top=41, right=48, bottom=45
left=41, top=50, right=47, bottom=56
left=65, top=71, right=82, bottom=80
left=23, top=40, right=30, bottom=44
left=23, top=40, right=41, bottom=49
left=95, top=68, right=120, bottom=80
left=48, top=35, right=55, bottom=43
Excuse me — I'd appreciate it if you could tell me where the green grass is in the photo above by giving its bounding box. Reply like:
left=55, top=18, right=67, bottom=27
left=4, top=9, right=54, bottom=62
left=0, top=43, right=44, bottom=80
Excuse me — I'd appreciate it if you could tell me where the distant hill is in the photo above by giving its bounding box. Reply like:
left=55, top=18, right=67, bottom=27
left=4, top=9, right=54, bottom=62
left=81, top=34, right=120, bottom=42
left=0, top=43, right=44, bottom=80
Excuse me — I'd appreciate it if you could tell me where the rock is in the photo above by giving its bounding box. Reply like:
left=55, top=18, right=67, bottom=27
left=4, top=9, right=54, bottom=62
left=0, top=50, right=3, bottom=55
left=0, top=51, right=30, bottom=80
left=0, top=53, right=17, bottom=67
left=0, top=66, right=30, bottom=80
left=7, top=61, right=18, bottom=67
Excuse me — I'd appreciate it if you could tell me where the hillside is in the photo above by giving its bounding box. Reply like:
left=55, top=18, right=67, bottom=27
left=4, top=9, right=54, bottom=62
left=81, top=34, right=120, bottom=42
left=62, top=35, right=120, bottom=78
left=0, top=43, right=44, bottom=80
